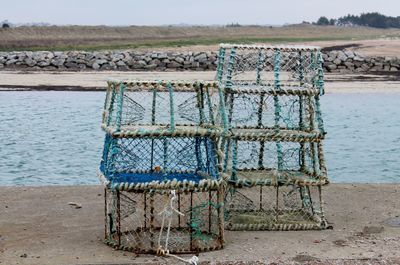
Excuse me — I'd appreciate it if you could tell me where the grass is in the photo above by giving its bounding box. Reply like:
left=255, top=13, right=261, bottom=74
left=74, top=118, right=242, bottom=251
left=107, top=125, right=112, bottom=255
left=1, top=25, right=399, bottom=51
left=0, top=36, right=361, bottom=52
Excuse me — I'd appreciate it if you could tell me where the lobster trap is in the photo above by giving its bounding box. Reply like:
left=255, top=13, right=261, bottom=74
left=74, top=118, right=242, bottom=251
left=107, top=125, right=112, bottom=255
left=222, top=137, right=328, bottom=230
left=216, top=43, right=324, bottom=94
left=99, top=80, right=227, bottom=253
left=217, top=44, right=329, bottom=230
left=225, top=184, right=326, bottom=230
left=104, top=188, right=224, bottom=253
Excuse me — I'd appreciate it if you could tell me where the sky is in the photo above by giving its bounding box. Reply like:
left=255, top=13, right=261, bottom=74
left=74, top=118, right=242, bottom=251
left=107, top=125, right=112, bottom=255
left=1, top=0, right=399, bottom=26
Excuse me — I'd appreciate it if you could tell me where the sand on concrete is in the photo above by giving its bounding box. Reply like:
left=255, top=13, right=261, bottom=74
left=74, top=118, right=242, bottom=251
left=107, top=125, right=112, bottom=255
left=1, top=71, right=400, bottom=94
left=0, top=184, right=400, bottom=264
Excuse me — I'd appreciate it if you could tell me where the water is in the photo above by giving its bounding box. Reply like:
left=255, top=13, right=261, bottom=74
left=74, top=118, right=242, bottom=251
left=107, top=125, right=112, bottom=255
left=0, top=91, right=399, bottom=185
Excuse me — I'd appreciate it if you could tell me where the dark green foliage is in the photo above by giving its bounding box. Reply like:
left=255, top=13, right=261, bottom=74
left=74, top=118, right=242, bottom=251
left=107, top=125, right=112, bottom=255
left=318, top=12, right=400, bottom=29
left=226, top=23, right=242, bottom=27
left=316, top=17, right=330, bottom=26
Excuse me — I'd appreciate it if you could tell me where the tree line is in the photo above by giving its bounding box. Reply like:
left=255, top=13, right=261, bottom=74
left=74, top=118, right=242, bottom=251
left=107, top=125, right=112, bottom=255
left=316, top=12, right=400, bottom=28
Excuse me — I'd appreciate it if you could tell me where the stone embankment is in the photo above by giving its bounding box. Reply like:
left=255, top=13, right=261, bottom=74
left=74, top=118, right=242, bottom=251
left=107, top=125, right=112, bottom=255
left=0, top=50, right=398, bottom=73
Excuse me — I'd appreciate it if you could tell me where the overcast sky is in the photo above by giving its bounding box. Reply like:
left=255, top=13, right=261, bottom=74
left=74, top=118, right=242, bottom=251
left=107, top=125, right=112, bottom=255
left=1, top=0, right=399, bottom=26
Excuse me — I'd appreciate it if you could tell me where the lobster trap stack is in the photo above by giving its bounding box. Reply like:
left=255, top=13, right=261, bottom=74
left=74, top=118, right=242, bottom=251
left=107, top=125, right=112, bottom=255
left=216, top=44, right=329, bottom=230
left=99, top=80, right=228, bottom=253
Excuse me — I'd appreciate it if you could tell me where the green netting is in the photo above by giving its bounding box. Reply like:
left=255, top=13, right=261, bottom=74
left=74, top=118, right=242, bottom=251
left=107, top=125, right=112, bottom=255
left=104, top=188, right=224, bottom=254
left=216, top=44, right=329, bottom=231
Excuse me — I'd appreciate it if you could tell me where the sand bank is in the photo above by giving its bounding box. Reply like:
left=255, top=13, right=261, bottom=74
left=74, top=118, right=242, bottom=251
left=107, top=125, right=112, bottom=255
left=0, top=184, right=399, bottom=264
left=0, top=71, right=400, bottom=93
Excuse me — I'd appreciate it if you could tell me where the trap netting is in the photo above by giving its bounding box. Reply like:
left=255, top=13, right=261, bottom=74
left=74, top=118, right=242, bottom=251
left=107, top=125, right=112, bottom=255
left=99, top=80, right=227, bottom=253
left=215, top=44, right=329, bottom=231
left=100, top=135, right=222, bottom=185
left=225, top=184, right=327, bottom=230
left=102, top=80, right=227, bottom=134
left=216, top=44, right=324, bottom=94
left=224, top=87, right=324, bottom=131
left=225, top=139, right=328, bottom=186
left=100, top=80, right=228, bottom=189
left=104, top=188, right=224, bottom=253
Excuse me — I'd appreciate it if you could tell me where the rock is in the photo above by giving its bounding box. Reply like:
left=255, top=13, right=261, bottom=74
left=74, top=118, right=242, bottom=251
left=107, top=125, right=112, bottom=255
left=51, top=58, right=65, bottom=66
left=328, top=51, right=337, bottom=59
left=337, top=51, right=348, bottom=61
left=167, top=61, right=182, bottom=68
left=32, top=53, right=45, bottom=62
left=7, top=54, right=17, bottom=60
left=360, top=64, right=370, bottom=70
left=150, top=59, right=161, bottom=65
left=344, top=50, right=355, bottom=58
left=174, top=57, right=185, bottom=64
left=157, top=53, right=167, bottom=59
left=194, top=52, right=207, bottom=61
left=0, top=49, right=397, bottom=73
left=38, top=60, right=50, bottom=67
left=25, top=58, right=37, bottom=67
left=6, top=59, right=18, bottom=65
left=370, top=66, right=382, bottom=71
left=354, top=56, right=364, bottom=62
left=144, top=64, right=157, bottom=69
left=111, top=53, right=124, bottom=62
left=326, top=63, right=337, bottom=70
left=116, top=60, right=126, bottom=67
left=344, top=62, right=354, bottom=68
left=68, top=202, right=82, bottom=209
left=333, top=58, right=342, bottom=65
left=133, top=60, right=147, bottom=68
left=44, top=52, right=54, bottom=59
left=98, top=63, right=109, bottom=70
left=95, top=59, right=108, bottom=65
left=91, top=62, right=100, bottom=70
left=65, top=62, right=78, bottom=68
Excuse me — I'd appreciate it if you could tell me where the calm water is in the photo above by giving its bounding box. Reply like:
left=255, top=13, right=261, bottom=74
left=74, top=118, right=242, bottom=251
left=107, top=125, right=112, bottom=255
left=0, top=91, right=399, bottom=185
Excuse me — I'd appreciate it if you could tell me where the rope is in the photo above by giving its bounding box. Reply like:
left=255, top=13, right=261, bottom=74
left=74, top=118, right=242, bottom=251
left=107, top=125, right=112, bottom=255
left=156, top=190, right=199, bottom=264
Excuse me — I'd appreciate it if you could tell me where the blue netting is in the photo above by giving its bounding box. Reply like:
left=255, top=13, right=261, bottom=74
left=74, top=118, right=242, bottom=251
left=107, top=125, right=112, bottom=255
left=108, top=172, right=204, bottom=184
left=100, top=135, right=220, bottom=184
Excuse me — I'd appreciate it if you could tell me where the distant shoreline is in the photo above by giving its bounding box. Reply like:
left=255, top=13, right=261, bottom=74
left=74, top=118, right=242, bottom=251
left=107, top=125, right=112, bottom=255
left=0, top=71, right=399, bottom=93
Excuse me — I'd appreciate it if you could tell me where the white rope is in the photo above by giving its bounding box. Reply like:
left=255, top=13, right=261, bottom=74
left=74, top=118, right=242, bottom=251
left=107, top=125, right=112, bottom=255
left=156, top=190, right=199, bottom=264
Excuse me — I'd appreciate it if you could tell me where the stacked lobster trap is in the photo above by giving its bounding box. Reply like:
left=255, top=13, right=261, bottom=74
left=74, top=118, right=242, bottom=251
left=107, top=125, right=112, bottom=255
left=216, top=44, right=329, bottom=230
left=97, top=43, right=330, bottom=258
left=99, top=80, right=228, bottom=254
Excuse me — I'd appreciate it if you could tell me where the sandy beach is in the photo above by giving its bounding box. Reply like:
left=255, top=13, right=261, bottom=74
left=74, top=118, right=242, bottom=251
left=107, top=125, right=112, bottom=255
left=1, top=71, right=400, bottom=93
left=0, top=184, right=400, bottom=264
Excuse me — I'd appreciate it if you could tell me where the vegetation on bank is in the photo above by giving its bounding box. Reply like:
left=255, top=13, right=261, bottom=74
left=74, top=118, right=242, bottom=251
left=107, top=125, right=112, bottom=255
left=0, top=25, right=399, bottom=51
left=316, top=12, right=400, bottom=29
